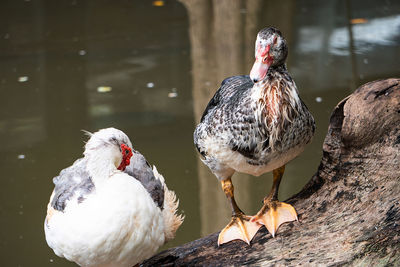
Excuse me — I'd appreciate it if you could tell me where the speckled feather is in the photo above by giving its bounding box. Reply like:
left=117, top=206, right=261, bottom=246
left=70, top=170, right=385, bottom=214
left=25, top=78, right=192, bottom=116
left=194, top=66, right=315, bottom=179
left=195, top=75, right=258, bottom=158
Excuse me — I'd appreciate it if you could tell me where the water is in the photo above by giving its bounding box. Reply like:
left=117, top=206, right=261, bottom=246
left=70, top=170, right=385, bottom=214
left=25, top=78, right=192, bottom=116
left=0, top=0, right=399, bottom=266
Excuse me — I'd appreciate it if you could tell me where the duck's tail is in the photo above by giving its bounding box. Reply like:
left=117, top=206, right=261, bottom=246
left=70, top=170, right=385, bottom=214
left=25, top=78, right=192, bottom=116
left=152, top=166, right=184, bottom=243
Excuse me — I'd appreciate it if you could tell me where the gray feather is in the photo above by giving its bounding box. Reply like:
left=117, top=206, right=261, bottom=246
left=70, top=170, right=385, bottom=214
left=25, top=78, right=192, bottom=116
left=125, top=150, right=164, bottom=209
left=51, top=158, right=95, bottom=212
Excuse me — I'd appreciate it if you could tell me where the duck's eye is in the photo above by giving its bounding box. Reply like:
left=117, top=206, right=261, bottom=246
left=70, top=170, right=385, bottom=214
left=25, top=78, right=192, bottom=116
left=263, top=57, right=268, bottom=63
left=120, top=143, right=132, bottom=156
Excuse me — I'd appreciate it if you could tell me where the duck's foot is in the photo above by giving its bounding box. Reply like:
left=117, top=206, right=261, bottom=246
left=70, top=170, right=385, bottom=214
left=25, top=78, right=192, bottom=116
left=218, top=214, right=261, bottom=246
left=250, top=200, right=297, bottom=237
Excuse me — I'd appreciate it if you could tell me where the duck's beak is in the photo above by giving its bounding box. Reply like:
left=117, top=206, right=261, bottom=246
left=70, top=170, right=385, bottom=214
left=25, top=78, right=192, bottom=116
left=250, top=44, right=273, bottom=83
left=250, top=60, right=271, bottom=83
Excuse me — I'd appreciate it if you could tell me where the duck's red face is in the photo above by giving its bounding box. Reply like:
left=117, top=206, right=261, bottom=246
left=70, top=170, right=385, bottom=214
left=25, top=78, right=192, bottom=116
left=250, top=28, right=291, bottom=84
left=117, top=143, right=133, bottom=171
left=250, top=41, right=275, bottom=83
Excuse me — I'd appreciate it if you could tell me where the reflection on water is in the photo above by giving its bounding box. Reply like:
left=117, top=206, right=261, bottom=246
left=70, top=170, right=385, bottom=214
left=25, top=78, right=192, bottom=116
left=0, top=0, right=399, bottom=266
left=329, top=15, right=400, bottom=55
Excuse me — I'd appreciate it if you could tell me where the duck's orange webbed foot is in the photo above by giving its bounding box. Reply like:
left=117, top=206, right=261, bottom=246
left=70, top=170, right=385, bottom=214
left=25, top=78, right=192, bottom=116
left=218, top=213, right=261, bottom=246
left=250, top=200, right=297, bottom=237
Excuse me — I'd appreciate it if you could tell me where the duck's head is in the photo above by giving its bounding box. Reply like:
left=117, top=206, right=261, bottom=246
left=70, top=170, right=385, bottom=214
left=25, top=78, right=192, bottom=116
left=250, top=27, right=288, bottom=83
left=84, top=128, right=133, bottom=172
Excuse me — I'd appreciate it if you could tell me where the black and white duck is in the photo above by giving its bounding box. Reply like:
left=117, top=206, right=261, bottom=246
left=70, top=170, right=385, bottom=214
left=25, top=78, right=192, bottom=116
left=194, top=27, right=315, bottom=245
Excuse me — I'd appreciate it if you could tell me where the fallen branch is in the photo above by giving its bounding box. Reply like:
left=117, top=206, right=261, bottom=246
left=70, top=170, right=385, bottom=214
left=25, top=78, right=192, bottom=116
left=143, top=79, right=400, bottom=266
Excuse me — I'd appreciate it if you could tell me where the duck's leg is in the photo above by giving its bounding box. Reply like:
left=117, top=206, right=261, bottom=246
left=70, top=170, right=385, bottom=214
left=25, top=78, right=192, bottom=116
left=218, top=177, right=261, bottom=246
left=250, top=165, right=298, bottom=237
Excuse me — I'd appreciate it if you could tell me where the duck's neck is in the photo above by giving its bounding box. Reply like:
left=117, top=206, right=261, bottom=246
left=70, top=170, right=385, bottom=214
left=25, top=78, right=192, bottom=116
left=273, top=64, right=287, bottom=73
left=251, top=63, right=301, bottom=145
left=85, top=149, right=121, bottom=186
left=253, top=77, right=284, bottom=127
left=253, top=63, right=299, bottom=109
left=253, top=63, right=282, bottom=86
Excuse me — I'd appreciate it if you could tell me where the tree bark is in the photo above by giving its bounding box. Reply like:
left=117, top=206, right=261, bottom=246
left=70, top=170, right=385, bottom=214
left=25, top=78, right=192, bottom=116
left=143, top=79, right=400, bottom=266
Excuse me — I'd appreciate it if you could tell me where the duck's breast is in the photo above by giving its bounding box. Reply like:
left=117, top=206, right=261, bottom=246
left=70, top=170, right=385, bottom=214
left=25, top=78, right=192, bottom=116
left=45, top=172, right=164, bottom=267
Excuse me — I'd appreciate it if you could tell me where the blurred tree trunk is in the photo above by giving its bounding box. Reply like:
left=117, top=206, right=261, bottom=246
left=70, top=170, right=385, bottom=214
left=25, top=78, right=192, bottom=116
left=143, top=79, right=400, bottom=266
left=181, top=0, right=261, bottom=237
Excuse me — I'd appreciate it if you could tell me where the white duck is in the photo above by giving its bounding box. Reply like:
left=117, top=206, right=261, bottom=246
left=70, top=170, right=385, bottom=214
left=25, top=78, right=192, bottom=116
left=44, top=128, right=183, bottom=267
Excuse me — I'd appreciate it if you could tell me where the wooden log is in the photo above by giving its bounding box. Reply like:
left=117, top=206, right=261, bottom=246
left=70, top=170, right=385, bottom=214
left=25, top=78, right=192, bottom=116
left=143, top=79, right=400, bottom=266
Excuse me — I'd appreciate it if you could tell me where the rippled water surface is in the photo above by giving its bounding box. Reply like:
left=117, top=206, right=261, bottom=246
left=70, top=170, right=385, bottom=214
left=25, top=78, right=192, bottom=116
left=1, top=0, right=399, bottom=266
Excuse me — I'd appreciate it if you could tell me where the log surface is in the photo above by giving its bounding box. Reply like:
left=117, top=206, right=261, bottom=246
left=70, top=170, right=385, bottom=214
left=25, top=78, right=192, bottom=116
left=143, top=79, right=400, bottom=266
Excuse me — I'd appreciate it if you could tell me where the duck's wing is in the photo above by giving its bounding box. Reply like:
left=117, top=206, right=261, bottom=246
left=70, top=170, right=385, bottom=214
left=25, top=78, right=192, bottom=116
left=126, top=150, right=183, bottom=242
left=125, top=150, right=164, bottom=209
left=199, top=75, right=253, bottom=122
left=195, top=75, right=264, bottom=160
left=50, top=158, right=95, bottom=212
